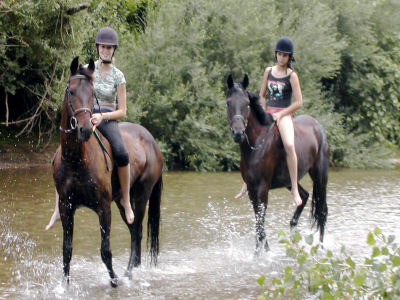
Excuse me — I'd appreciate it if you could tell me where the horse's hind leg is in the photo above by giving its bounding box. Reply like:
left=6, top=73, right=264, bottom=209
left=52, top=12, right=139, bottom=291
left=98, top=204, right=118, bottom=287
left=310, top=158, right=329, bottom=243
left=289, top=184, right=309, bottom=229
left=116, top=182, right=148, bottom=279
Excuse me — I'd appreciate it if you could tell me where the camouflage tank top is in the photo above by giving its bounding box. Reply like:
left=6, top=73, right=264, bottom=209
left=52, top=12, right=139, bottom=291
left=93, top=60, right=126, bottom=106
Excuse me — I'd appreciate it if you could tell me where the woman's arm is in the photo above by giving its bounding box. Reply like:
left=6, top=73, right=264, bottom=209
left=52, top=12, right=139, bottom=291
left=109, top=84, right=127, bottom=120
left=259, top=67, right=271, bottom=110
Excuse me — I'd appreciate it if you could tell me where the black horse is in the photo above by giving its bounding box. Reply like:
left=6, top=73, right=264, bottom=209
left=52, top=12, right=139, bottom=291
left=53, top=57, right=163, bottom=286
left=226, top=74, right=329, bottom=252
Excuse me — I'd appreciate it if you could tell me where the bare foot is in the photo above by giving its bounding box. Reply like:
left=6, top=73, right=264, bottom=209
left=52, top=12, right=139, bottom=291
left=234, top=184, right=248, bottom=199
left=293, top=192, right=303, bottom=207
left=45, top=211, right=60, bottom=231
left=121, top=199, right=134, bottom=224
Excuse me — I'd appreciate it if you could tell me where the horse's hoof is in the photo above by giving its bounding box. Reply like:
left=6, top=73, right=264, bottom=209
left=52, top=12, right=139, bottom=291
left=110, top=278, right=118, bottom=288
left=290, top=225, right=298, bottom=236
left=62, top=275, right=70, bottom=286
left=124, top=270, right=132, bottom=280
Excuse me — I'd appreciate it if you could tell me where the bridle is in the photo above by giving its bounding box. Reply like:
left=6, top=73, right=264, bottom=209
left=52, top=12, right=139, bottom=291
left=228, top=89, right=250, bottom=131
left=228, top=89, right=268, bottom=151
left=60, top=74, right=97, bottom=134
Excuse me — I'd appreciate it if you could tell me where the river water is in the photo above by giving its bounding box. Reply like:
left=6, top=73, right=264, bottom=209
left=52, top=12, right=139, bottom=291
left=0, top=167, right=399, bottom=299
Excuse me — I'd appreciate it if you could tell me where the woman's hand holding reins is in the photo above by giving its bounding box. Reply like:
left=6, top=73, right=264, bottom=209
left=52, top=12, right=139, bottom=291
left=91, top=113, right=109, bottom=126
left=272, top=112, right=283, bottom=124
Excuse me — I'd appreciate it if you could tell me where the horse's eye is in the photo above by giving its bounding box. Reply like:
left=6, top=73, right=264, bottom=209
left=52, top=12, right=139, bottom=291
left=69, top=90, right=75, bottom=96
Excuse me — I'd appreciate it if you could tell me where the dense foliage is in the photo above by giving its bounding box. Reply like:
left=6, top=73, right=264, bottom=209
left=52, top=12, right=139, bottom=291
left=121, top=0, right=344, bottom=170
left=1, top=0, right=399, bottom=169
left=258, top=228, right=400, bottom=299
left=0, top=0, right=156, bottom=142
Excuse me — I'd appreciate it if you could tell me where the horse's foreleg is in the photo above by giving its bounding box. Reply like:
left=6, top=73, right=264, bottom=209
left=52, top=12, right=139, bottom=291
left=289, top=184, right=309, bottom=229
left=98, top=204, right=118, bottom=287
left=249, top=184, right=269, bottom=254
left=60, top=203, right=75, bottom=284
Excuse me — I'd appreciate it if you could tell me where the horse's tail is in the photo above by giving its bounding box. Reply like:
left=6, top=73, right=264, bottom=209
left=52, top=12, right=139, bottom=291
left=311, top=126, right=330, bottom=243
left=147, top=174, right=162, bottom=265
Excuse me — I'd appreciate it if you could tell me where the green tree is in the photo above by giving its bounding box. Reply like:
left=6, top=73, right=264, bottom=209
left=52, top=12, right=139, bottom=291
left=0, top=0, right=90, bottom=142
left=121, top=0, right=345, bottom=170
left=0, top=0, right=156, bottom=143
left=322, top=0, right=400, bottom=148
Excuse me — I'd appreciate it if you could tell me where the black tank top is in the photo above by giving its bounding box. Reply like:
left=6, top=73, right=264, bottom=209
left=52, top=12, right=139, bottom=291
left=267, top=69, right=292, bottom=108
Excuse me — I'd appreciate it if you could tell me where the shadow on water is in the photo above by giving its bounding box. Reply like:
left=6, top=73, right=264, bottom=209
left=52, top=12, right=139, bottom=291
left=0, top=167, right=399, bottom=298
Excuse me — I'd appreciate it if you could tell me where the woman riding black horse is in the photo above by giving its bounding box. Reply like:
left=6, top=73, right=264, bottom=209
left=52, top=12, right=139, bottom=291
left=235, top=38, right=302, bottom=207
left=227, top=74, right=329, bottom=252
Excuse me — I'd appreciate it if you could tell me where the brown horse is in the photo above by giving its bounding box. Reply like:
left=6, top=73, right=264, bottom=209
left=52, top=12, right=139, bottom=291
left=226, top=75, right=329, bottom=253
left=53, top=57, right=163, bottom=287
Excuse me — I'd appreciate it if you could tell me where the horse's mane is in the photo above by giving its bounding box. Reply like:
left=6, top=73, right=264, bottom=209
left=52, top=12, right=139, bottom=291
left=248, top=92, right=274, bottom=126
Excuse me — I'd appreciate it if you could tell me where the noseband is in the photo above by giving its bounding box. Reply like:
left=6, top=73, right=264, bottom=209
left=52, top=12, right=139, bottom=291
left=60, top=74, right=95, bottom=134
left=230, top=113, right=248, bottom=130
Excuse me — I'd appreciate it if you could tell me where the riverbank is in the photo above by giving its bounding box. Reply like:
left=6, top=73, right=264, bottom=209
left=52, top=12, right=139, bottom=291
left=0, top=139, right=58, bottom=169
left=0, top=138, right=399, bottom=170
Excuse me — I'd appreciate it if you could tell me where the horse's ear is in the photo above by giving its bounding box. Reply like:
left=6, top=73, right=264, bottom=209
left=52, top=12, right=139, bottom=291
left=70, top=56, right=79, bottom=75
left=227, top=74, right=234, bottom=89
left=242, top=74, right=249, bottom=89
left=88, top=59, right=95, bottom=73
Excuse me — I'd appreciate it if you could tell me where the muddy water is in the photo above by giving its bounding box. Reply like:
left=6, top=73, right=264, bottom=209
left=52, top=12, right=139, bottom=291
left=0, top=167, right=399, bottom=299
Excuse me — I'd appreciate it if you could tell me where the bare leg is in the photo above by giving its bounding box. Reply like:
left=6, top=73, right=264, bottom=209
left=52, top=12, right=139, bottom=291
left=45, top=189, right=61, bottom=231
left=235, top=182, right=248, bottom=199
left=277, top=116, right=302, bottom=206
left=118, top=164, right=134, bottom=224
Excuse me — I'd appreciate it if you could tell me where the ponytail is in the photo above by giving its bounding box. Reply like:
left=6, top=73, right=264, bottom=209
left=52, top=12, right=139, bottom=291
left=288, top=55, right=295, bottom=70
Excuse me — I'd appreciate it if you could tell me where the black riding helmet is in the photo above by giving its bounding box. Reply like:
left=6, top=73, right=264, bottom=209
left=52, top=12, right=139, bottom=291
left=275, top=37, right=294, bottom=54
left=95, top=27, right=118, bottom=63
left=275, top=37, right=295, bottom=67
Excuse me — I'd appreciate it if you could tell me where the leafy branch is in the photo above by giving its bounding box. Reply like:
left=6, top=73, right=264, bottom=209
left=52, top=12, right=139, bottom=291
left=258, top=228, right=400, bottom=299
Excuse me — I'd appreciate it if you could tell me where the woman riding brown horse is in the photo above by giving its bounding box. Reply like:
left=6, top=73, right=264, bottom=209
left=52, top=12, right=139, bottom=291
left=226, top=74, right=329, bottom=253
left=53, top=57, right=163, bottom=286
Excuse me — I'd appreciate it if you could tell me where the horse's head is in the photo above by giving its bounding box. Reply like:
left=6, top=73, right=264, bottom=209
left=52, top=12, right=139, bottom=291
left=226, top=74, right=250, bottom=143
left=63, top=56, right=95, bottom=141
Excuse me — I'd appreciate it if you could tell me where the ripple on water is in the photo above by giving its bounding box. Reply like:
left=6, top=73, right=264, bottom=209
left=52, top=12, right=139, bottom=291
left=0, top=168, right=399, bottom=298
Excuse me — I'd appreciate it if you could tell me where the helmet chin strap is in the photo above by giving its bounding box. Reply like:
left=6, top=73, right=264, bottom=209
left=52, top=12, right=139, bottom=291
left=101, top=58, right=112, bottom=64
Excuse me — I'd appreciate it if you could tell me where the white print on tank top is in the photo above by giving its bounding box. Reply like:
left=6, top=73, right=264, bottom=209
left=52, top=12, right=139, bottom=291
left=268, top=80, right=286, bottom=102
